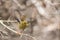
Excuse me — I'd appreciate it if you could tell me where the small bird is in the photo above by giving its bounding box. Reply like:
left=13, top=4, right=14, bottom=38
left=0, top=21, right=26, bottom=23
left=19, top=15, right=29, bottom=30
left=16, top=15, right=29, bottom=31
left=19, top=20, right=29, bottom=30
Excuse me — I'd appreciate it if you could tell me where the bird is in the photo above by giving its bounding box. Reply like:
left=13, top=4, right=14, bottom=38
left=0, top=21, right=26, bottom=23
left=19, top=20, right=29, bottom=30
left=15, top=14, right=29, bottom=31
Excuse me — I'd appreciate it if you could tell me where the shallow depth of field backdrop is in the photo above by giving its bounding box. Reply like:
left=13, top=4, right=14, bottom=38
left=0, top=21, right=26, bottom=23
left=0, top=0, right=60, bottom=40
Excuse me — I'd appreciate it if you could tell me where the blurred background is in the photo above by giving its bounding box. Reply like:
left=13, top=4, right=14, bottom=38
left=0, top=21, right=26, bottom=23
left=0, top=0, right=60, bottom=40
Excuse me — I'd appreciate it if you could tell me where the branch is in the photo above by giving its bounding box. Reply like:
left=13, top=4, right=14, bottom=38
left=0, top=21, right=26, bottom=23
left=30, top=0, right=51, bottom=19
left=44, top=0, right=60, bottom=6
left=0, top=20, right=17, bottom=22
left=13, top=0, right=26, bottom=10
left=0, top=20, right=20, bottom=34
left=0, top=20, right=37, bottom=40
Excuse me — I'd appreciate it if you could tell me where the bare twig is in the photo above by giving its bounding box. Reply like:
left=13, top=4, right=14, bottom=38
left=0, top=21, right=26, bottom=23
left=0, top=20, right=37, bottom=40
left=31, top=0, right=51, bottom=19
left=13, top=0, right=26, bottom=10
left=0, top=20, right=20, bottom=34
left=45, top=0, right=60, bottom=6
left=0, top=20, right=17, bottom=22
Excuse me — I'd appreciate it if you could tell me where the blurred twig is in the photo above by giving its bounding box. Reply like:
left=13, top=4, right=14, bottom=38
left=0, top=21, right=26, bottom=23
left=0, top=20, right=37, bottom=40
left=0, top=20, right=20, bottom=34
left=0, top=20, right=17, bottom=22
left=13, top=0, right=26, bottom=10
left=31, top=0, right=51, bottom=19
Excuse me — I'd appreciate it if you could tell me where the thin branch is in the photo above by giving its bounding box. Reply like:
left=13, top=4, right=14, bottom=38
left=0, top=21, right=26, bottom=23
left=30, top=0, right=51, bottom=19
left=0, top=20, right=20, bottom=34
left=45, top=0, right=60, bottom=6
left=0, top=20, right=37, bottom=40
left=13, top=0, right=26, bottom=10
left=0, top=20, right=17, bottom=22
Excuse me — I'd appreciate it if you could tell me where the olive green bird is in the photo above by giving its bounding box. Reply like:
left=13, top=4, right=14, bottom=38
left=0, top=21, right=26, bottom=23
left=15, top=15, right=29, bottom=30
left=19, top=20, right=29, bottom=30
